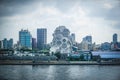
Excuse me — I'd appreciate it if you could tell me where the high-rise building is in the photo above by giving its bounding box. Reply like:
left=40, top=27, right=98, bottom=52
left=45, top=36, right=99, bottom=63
left=3, top=38, right=8, bottom=49
left=101, top=42, right=111, bottom=51
left=8, top=38, right=13, bottom=49
left=19, top=29, right=32, bottom=49
left=37, top=28, right=47, bottom=50
left=82, top=35, right=92, bottom=50
left=32, top=38, right=37, bottom=50
left=83, top=36, right=92, bottom=44
left=0, top=40, right=3, bottom=49
left=2, top=38, right=13, bottom=49
left=113, top=33, right=117, bottom=43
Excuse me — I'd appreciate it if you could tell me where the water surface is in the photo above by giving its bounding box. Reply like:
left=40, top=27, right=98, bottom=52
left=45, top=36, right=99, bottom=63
left=0, top=65, right=120, bottom=80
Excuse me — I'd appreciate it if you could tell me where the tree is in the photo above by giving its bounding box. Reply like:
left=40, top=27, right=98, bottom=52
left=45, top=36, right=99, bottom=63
left=54, top=51, right=61, bottom=60
left=80, top=54, right=84, bottom=61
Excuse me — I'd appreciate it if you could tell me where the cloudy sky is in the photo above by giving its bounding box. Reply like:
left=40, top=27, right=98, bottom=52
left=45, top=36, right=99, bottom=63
left=0, top=0, right=120, bottom=44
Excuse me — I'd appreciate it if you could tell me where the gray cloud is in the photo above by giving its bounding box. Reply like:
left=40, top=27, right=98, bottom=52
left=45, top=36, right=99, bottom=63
left=115, top=24, right=120, bottom=29
left=106, top=5, right=120, bottom=21
left=0, top=0, right=120, bottom=43
left=77, top=0, right=120, bottom=30
left=72, top=0, right=120, bottom=19
left=0, top=0, right=39, bottom=17
left=54, top=0, right=78, bottom=12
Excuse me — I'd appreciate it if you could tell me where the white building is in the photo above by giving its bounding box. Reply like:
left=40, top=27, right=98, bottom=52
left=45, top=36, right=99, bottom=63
left=50, top=26, right=74, bottom=54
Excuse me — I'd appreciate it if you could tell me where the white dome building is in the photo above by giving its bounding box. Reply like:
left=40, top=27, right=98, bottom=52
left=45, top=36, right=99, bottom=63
left=50, top=26, right=74, bottom=54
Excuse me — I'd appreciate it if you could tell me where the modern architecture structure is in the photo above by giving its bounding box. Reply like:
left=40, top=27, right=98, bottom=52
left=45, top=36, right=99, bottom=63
left=3, top=38, right=8, bottom=49
left=19, top=29, right=32, bottom=49
left=8, top=38, right=13, bottom=49
left=81, top=35, right=92, bottom=50
left=50, top=26, right=73, bottom=54
left=0, top=40, right=3, bottom=49
left=70, top=33, right=75, bottom=44
left=92, top=43, right=101, bottom=51
left=83, top=36, right=92, bottom=44
left=101, top=42, right=111, bottom=51
left=113, top=33, right=117, bottom=43
left=2, top=38, right=13, bottom=49
left=111, top=33, right=119, bottom=50
left=37, top=28, right=47, bottom=50
left=32, top=38, right=37, bottom=50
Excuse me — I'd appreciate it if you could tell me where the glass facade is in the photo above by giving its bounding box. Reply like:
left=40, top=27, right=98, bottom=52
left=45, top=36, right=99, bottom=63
left=32, top=38, right=37, bottom=49
left=0, top=40, right=2, bottom=49
left=83, top=36, right=92, bottom=44
left=82, top=35, right=92, bottom=50
left=113, top=33, right=117, bottom=43
left=37, top=28, right=47, bottom=50
left=19, top=29, right=32, bottom=49
left=2, top=38, right=13, bottom=49
left=8, top=38, right=13, bottom=49
left=3, top=38, right=8, bottom=49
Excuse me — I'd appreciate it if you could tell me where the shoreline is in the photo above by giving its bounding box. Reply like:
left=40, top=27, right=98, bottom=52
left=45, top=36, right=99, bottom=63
left=0, top=60, right=120, bottom=65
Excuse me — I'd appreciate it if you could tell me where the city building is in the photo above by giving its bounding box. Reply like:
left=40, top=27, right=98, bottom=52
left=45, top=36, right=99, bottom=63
left=83, top=35, right=92, bottom=44
left=37, top=28, right=47, bottom=50
left=75, top=42, right=81, bottom=50
left=19, top=29, right=32, bottom=49
left=81, top=35, right=92, bottom=50
left=14, top=41, right=21, bottom=50
left=111, top=33, right=120, bottom=50
left=101, top=42, right=111, bottom=51
left=70, top=33, right=75, bottom=44
left=81, top=41, right=90, bottom=51
left=50, top=26, right=75, bottom=59
left=2, top=38, right=13, bottom=49
left=92, top=43, right=101, bottom=51
left=113, top=33, right=117, bottom=43
left=50, top=26, right=73, bottom=54
left=118, top=42, right=120, bottom=48
left=0, top=40, right=3, bottom=49
left=3, top=38, right=8, bottom=49
left=32, top=38, right=37, bottom=50
left=8, top=38, right=13, bottom=49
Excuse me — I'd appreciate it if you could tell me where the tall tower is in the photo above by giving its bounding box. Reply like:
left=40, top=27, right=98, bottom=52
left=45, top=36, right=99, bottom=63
left=32, top=38, right=37, bottom=50
left=0, top=40, right=3, bottom=49
left=8, top=38, right=13, bottom=49
left=83, top=36, right=92, bottom=44
left=82, top=35, right=92, bottom=50
left=113, top=33, right=117, bottom=43
left=3, top=38, right=8, bottom=49
left=37, top=28, right=47, bottom=50
left=19, top=29, right=32, bottom=49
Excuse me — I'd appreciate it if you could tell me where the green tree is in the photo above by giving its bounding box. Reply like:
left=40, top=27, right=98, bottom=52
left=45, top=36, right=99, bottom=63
left=80, top=54, right=84, bottom=61
left=54, top=52, right=61, bottom=60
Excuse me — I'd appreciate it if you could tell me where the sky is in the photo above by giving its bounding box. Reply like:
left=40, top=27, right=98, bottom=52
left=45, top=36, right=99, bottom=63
left=0, top=0, right=120, bottom=44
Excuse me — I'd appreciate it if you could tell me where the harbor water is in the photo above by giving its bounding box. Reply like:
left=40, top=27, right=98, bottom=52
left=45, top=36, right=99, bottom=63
left=0, top=65, right=120, bottom=80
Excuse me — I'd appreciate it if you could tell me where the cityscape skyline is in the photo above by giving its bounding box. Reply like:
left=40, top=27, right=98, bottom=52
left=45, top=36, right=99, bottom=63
left=0, top=27, right=120, bottom=51
left=0, top=0, right=120, bottom=44
left=0, top=26, right=120, bottom=44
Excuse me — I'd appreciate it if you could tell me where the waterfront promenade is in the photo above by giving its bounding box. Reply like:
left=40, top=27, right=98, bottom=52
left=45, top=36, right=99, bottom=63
left=0, top=60, right=120, bottom=65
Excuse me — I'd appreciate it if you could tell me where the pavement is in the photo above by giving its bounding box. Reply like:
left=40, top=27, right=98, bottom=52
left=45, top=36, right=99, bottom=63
left=0, top=60, right=120, bottom=65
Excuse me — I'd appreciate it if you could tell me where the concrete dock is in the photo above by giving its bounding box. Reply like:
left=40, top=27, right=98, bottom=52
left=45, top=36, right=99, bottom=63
left=0, top=60, right=120, bottom=65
